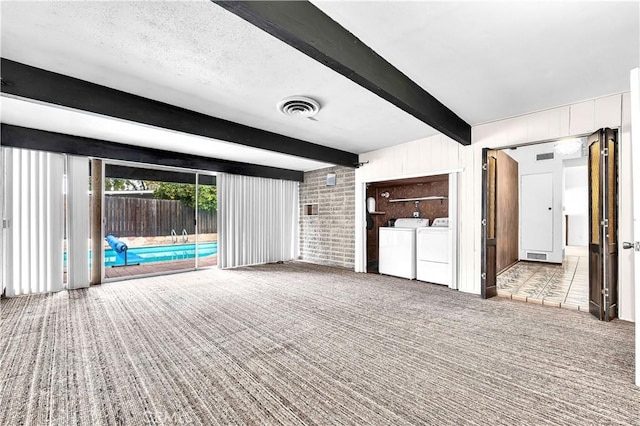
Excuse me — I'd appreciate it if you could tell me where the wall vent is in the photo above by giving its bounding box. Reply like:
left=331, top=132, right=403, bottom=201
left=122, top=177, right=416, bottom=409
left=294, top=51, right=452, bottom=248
left=536, top=152, right=554, bottom=161
left=527, top=252, right=547, bottom=260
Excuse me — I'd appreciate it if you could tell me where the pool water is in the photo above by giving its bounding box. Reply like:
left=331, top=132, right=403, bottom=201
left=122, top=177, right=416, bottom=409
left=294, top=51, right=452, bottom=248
left=104, top=242, right=218, bottom=267
left=65, top=242, right=218, bottom=267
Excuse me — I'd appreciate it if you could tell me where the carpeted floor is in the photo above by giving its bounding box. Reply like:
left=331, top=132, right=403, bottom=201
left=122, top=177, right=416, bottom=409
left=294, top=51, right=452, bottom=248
left=1, top=262, right=638, bottom=425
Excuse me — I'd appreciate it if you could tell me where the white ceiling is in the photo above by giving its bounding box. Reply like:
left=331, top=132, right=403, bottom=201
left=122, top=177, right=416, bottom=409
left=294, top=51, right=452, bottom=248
left=1, top=1, right=638, bottom=172
left=313, top=1, right=639, bottom=124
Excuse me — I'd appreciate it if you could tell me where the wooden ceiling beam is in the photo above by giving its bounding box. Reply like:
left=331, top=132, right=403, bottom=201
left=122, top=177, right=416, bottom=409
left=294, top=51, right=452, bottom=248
left=1, top=124, right=304, bottom=181
left=214, top=1, right=471, bottom=145
left=1, top=58, right=359, bottom=167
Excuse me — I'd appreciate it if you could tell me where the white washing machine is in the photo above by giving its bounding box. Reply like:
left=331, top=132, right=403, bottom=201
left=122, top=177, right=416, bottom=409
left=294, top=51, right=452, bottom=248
left=416, top=217, right=451, bottom=285
left=379, top=218, right=429, bottom=279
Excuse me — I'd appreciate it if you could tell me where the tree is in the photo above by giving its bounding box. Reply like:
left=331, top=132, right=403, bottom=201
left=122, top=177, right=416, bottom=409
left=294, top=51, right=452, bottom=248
left=104, top=178, right=149, bottom=191
left=153, top=183, right=217, bottom=211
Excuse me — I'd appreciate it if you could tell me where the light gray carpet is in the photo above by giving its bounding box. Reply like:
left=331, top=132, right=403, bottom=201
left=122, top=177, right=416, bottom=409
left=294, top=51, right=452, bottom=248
left=1, top=262, right=638, bottom=425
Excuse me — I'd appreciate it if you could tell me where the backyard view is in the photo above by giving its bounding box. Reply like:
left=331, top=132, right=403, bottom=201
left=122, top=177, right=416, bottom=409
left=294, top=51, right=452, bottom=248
left=102, top=175, right=218, bottom=279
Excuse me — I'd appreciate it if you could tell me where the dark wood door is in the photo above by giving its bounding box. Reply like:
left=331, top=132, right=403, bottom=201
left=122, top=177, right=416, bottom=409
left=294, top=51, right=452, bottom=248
left=482, top=149, right=498, bottom=298
left=588, top=128, right=618, bottom=321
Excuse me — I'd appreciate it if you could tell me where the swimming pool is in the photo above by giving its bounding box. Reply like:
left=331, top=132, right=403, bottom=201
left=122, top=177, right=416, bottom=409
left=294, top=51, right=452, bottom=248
left=64, top=242, right=218, bottom=267
left=104, top=242, right=218, bottom=267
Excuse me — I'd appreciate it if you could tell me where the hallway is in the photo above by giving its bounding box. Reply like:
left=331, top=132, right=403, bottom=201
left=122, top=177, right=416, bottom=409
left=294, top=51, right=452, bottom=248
left=497, top=246, right=589, bottom=310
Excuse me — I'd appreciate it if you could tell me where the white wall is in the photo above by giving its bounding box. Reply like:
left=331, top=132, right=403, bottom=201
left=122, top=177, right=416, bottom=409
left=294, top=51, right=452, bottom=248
left=620, top=90, right=636, bottom=326
left=563, top=162, right=588, bottom=216
left=562, top=157, right=589, bottom=246
left=629, top=68, right=639, bottom=386
left=564, top=162, right=588, bottom=246
left=564, top=162, right=588, bottom=216
left=355, top=92, right=634, bottom=322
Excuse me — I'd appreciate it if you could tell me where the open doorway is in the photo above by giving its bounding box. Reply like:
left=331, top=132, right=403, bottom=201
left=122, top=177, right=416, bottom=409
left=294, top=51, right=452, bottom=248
left=482, top=129, right=619, bottom=321
left=491, top=139, right=589, bottom=309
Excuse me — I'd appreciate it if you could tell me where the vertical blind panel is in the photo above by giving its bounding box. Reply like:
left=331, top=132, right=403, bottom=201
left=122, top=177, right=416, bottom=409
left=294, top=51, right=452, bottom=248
left=67, top=155, right=90, bottom=289
left=4, top=148, right=64, bottom=297
left=218, top=173, right=298, bottom=269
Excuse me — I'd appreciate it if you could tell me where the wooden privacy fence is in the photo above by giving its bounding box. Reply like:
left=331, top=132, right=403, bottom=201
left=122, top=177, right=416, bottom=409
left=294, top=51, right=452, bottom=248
left=104, top=196, right=217, bottom=238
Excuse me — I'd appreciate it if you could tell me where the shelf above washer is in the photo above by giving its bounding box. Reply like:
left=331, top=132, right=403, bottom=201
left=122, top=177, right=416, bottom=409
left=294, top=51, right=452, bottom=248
left=388, top=196, right=447, bottom=203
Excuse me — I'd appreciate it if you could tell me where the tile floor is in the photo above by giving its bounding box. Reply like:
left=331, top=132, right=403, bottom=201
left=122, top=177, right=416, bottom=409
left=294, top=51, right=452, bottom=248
left=497, top=246, right=589, bottom=311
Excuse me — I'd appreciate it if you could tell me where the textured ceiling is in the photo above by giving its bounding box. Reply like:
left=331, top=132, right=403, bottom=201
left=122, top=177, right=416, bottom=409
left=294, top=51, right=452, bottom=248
left=313, top=1, right=639, bottom=124
left=0, top=0, right=433, bottom=161
left=1, top=1, right=638, bottom=171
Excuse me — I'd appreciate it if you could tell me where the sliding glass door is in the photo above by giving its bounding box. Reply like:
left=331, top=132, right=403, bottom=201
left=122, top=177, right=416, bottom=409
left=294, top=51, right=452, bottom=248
left=1, top=155, right=219, bottom=289
left=196, top=173, right=218, bottom=269
left=102, top=162, right=217, bottom=281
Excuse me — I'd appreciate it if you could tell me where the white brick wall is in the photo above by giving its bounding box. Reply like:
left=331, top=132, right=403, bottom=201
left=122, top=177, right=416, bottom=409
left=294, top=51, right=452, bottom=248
left=299, top=166, right=355, bottom=268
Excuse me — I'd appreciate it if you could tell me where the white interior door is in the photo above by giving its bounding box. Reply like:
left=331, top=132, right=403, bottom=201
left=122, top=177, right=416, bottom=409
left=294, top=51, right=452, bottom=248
left=521, top=172, right=553, bottom=252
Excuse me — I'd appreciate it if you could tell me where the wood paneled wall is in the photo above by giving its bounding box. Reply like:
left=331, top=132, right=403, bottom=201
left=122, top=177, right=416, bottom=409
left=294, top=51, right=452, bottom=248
left=493, top=150, right=519, bottom=273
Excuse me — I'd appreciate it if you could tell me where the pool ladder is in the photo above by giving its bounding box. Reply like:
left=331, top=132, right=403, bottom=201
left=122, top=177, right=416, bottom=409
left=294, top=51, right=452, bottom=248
left=169, top=229, right=190, bottom=260
left=171, top=229, right=188, bottom=244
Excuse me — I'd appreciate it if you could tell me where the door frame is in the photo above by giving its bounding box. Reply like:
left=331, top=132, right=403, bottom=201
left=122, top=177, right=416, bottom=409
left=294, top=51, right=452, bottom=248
left=587, top=128, right=619, bottom=321
left=481, top=148, right=497, bottom=298
left=480, top=131, right=618, bottom=301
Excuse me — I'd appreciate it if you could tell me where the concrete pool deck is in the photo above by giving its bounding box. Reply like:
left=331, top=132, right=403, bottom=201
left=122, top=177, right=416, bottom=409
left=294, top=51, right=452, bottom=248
left=104, top=254, right=218, bottom=279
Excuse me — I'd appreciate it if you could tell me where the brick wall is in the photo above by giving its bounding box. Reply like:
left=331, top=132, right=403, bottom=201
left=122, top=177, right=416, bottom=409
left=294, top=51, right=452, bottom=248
left=299, top=166, right=355, bottom=268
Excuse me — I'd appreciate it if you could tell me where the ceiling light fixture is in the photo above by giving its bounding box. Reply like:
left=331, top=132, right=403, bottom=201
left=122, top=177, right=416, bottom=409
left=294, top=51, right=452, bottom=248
left=277, top=96, right=320, bottom=118
left=554, top=138, right=584, bottom=156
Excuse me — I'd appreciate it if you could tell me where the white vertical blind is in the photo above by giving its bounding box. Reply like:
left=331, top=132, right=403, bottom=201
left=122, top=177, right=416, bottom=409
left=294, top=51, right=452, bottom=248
left=218, top=173, right=299, bottom=268
left=67, top=155, right=90, bottom=289
left=4, top=148, right=65, bottom=296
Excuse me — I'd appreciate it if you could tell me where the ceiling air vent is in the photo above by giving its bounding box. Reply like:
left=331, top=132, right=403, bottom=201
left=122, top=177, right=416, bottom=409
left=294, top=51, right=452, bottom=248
left=536, top=152, right=554, bottom=161
left=277, top=96, right=320, bottom=118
